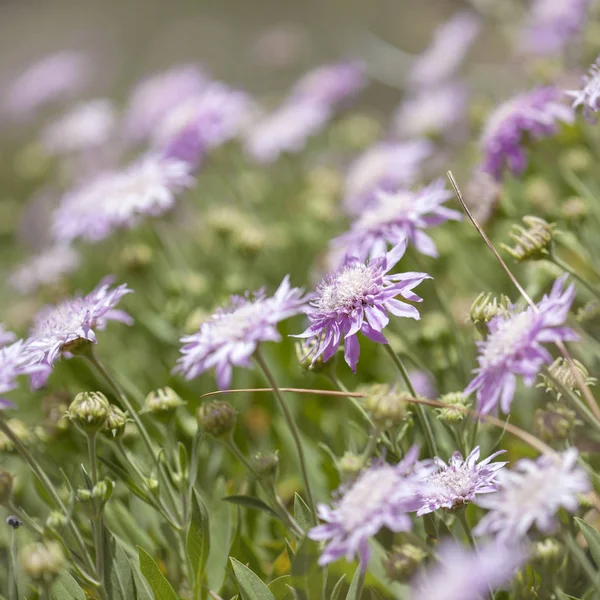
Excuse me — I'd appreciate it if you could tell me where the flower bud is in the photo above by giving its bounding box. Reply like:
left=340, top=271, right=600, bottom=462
left=436, top=392, right=471, bottom=423
left=561, top=197, right=588, bottom=223
left=253, top=451, right=280, bottom=480
left=363, top=384, right=409, bottom=429
left=523, top=178, right=556, bottom=213
left=538, top=357, right=596, bottom=400
left=46, top=511, right=68, bottom=531
left=335, top=452, right=363, bottom=482
left=502, top=216, right=555, bottom=262
left=145, top=477, right=160, bottom=497
left=0, top=418, right=31, bottom=453
left=92, top=480, right=112, bottom=503
left=295, top=336, right=331, bottom=373
left=119, top=243, right=153, bottom=271
left=21, top=540, right=65, bottom=583
left=383, top=544, right=427, bottom=582
left=66, top=392, right=110, bottom=433
left=469, top=292, right=511, bottom=336
left=103, top=405, right=128, bottom=440
left=532, top=538, right=563, bottom=565
left=141, top=387, right=185, bottom=422
left=0, top=469, right=14, bottom=505
left=559, top=147, right=593, bottom=173
left=196, top=401, right=237, bottom=438
left=534, top=403, right=577, bottom=443
left=76, top=488, right=92, bottom=503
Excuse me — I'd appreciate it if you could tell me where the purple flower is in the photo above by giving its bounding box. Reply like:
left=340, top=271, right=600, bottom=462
left=566, top=58, right=600, bottom=123
left=124, top=64, right=208, bottom=142
left=175, top=276, right=307, bottom=389
left=416, top=447, right=506, bottom=515
left=333, top=179, right=461, bottom=260
left=465, top=275, right=578, bottom=414
left=295, top=241, right=430, bottom=372
left=409, top=370, right=437, bottom=399
left=24, top=277, right=133, bottom=384
left=481, top=87, right=573, bottom=180
left=474, top=448, right=589, bottom=540
left=40, top=99, right=116, bottom=155
left=290, top=61, right=365, bottom=107
left=408, top=12, right=481, bottom=88
left=308, top=447, right=427, bottom=567
left=411, top=539, right=526, bottom=600
left=343, top=140, right=434, bottom=216
left=9, top=245, right=80, bottom=295
left=0, top=325, right=17, bottom=347
left=4, top=50, right=90, bottom=118
left=520, top=0, right=591, bottom=56
left=52, top=155, right=194, bottom=243
left=244, top=100, right=331, bottom=163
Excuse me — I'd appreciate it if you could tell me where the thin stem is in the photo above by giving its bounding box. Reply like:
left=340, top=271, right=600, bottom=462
left=383, top=344, right=438, bottom=456
left=550, top=254, right=600, bottom=301
left=87, top=434, right=106, bottom=596
left=360, top=427, right=380, bottom=468
left=0, top=416, right=95, bottom=575
left=456, top=509, right=477, bottom=550
left=8, top=527, right=17, bottom=600
left=254, top=348, right=318, bottom=525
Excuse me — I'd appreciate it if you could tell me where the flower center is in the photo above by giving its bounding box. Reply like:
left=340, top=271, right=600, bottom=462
left=428, top=465, right=474, bottom=498
left=316, top=264, right=378, bottom=313
left=209, top=299, right=269, bottom=342
left=36, top=301, right=89, bottom=338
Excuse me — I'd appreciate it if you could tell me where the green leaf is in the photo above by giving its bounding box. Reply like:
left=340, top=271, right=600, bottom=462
left=293, top=493, right=311, bottom=533
left=206, top=479, right=234, bottom=592
left=103, top=529, right=136, bottom=600
left=51, top=572, right=87, bottom=600
left=268, top=575, right=292, bottom=599
left=137, top=546, right=179, bottom=600
left=187, top=490, right=210, bottom=592
left=178, top=442, right=188, bottom=480
left=330, top=575, right=346, bottom=600
left=98, top=456, right=153, bottom=504
left=290, top=537, right=324, bottom=600
left=230, top=557, right=276, bottom=600
left=223, top=495, right=281, bottom=520
left=345, top=566, right=363, bottom=600
left=576, top=518, right=600, bottom=568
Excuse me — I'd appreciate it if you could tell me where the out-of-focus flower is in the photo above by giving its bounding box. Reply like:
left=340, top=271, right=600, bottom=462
left=252, top=24, right=308, bottom=68
left=465, top=275, right=577, bottom=414
left=464, top=169, right=501, bottom=225
left=295, top=241, right=430, bottom=372
left=154, top=83, right=256, bottom=166
left=333, top=179, right=460, bottom=260
left=4, top=51, right=89, bottom=118
left=124, top=64, right=208, bottom=142
left=40, top=99, right=116, bottom=155
left=481, top=87, right=573, bottom=180
left=474, top=448, right=589, bottom=539
left=244, top=101, right=330, bottom=163
left=566, top=58, right=600, bottom=123
left=411, top=540, right=526, bottom=600
left=409, top=370, right=437, bottom=399
left=408, top=12, right=481, bottom=87
left=52, top=155, right=194, bottom=243
left=308, top=447, right=427, bottom=566
left=9, top=245, right=79, bottom=295
left=0, top=325, right=16, bottom=347
left=175, top=276, right=307, bottom=389
left=343, top=140, right=434, bottom=216
left=520, top=0, right=591, bottom=56
left=393, top=82, right=468, bottom=139
left=416, top=447, right=506, bottom=515
left=0, top=341, right=48, bottom=405
left=24, top=277, right=132, bottom=385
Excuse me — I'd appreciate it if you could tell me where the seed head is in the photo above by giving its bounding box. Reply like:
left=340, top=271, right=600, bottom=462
left=502, top=216, right=555, bottom=262
left=538, top=357, right=596, bottom=400
left=469, top=292, right=511, bottom=336
left=66, top=391, right=110, bottom=433
left=21, top=540, right=65, bottom=583
left=196, top=401, right=237, bottom=438
left=141, top=387, right=185, bottom=422
left=383, top=544, right=427, bottom=583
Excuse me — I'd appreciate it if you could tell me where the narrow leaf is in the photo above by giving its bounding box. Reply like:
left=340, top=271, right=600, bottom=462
left=345, top=566, right=363, bottom=600
left=330, top=575, right=346, bottom=600
left=230, top=557, right=276, bottom=600
left=206, top=479, right=233, bottom=591
left=268, top=575, right=292, bottom=599
left=223, top=495, right=281, bottom=520
left=137, top=546, right=179, bottom=600
left=103, top=529, right=136, bottom=600
left=293, top=494, right=311, bottom=533
left=51, top=572, right=87, bottom=600
left=576, top=517, right=600, bottom=568
left=187, top=490, right=210, bottom=591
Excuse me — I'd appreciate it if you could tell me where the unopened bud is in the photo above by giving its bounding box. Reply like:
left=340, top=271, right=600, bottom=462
left=0, top=469, right=14, bottom=504
left=469, top=292, right=511, bottom=336
left=436, top=392, right=471, bottom=423
left=0, top=418, right=31, bottom=453
left=76, top=488, right=92, bottom=503
left=532, top=539, right=563, bottom=564
left=46, top=511, right=68, bottom=531
left=539, top=358, right=596, bottom=400
left=383, top=544, right=427, bottom=582
left=295, top=336, right=330, bottom=373
left=103, top=405, right=128, bottom=439
left=363, top=384, right=409, bottom=429
left=196, top=401, right=237, bottom=438
left=92, top=480, right=112, bottom=503
left=119, top=243, right=153, bottom=271
left=66, top=392, right=110, bottom=433
left=534, top=403, right=577, bottom=443
left=145, top=477, right=159, bottom=497
left=561, top=197, right=588, bottom=223
left=253, top=451, right=279, bottom=480
left=141, top=387, right=185, bottom=422
left=21, top=540, right=65, bottom=583
left=335, top=452, right=363, bottom=482
left=523, top=178, right=556, bottom=213
left=502, top=216, right=555, bottom=262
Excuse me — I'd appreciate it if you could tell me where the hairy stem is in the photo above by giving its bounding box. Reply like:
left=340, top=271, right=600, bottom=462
left=87, top=434, right=106, bottom=599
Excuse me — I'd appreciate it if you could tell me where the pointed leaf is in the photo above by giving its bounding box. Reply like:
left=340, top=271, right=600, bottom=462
left=345, top=566, right=363, bottom=600
left=290, top=537, right=324, bottom=600
left=330, top=575, right=346, bottom=600
left=104, top=529, right=136, bottom=600
left=178, top=442, right=188, bottom=480
left=206, top=479, right=233, bottom=592
left=51, top=572, right=87, bottom=599
left=187, top=491, right=210, bottom=592
left=268, top=575, right=292, bottom=599
left=230, top=557, right=276, bottom=600
left=223, top=495, right=281, bottom=520
left=576, top=517, right=600, bottom=568
left=293, top=494, right=311, bottom=533
left=137, top=546, right=179, bottom=600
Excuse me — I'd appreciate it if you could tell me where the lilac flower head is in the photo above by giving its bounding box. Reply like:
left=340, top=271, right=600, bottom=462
left=465, top=275, right=578, bottom=414
left=9, top=246, right=80, bottom=295
left=175, top=276, right=307, bottom=389
left=244, top=100, right=330, bottom=163
left=24, top=278, right=133, bottom=384
left=416, top=447, right=506, bottom=515
left=343, top=140, right=434, bottom=216
left=566, top=58, right=600, bottom=123
left=474, top=448, right=589, bottom=540
left=481, top=87, right=573, bottom=180
left=295, top=242, right=431, bottom=372
left=411, top=540, right=526, bottom=600
left=40, top=99, right=116, bottom=155
left=290, top=61, right=365, bottom=107
left=408, top=12, right=481, bottom=87
left=124, top=64, right=208, bottom=142
left=309, top=447, right=427, bottom=566
left=409, top=370, right=437, bottom=399
left=0, top=325, right=17, bottom=347
left=4, top=51, right=89, bottom=118
left=52, top=155, right=194, bottom=243
left=520, top=0, right=590, bottom=56
left=333, top=179, right=461, bottom=260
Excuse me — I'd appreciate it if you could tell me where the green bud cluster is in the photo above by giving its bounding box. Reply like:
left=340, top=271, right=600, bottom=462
left=141, top=387, right=185, bottom=422
left=502, top=216, right=555, bottom=262
left=66, top=392, right=111, bottom=433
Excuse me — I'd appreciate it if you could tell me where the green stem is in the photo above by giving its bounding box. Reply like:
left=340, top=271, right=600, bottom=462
left=550, top=254, right=600, bottom=301
left=360, top=427, right=380, bottom=469
left=87, top=434, right=106, bottom=597
left=456, top=509, right=477, bottom=550
left=8, top=527, right=17, bottom=600
left=255, top=348, right=318, bottom=525
left=383, top=344, right=438, bottom=456
left=0, top=416, right=95, bottom=576
left=564, top=531, right=600, bottom=595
